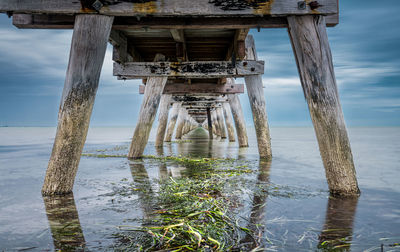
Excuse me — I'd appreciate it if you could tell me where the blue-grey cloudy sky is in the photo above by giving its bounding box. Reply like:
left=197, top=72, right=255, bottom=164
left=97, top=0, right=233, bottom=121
left=0, top=0, right=399, bottom=127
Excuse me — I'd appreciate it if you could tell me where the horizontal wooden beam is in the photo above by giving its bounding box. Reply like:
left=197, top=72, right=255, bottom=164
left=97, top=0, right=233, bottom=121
left=115, top=61, right=263, bottom=79
left=11, top=14, right=339, bottom=29
left=172, top=96, right=225, bottom=102
left=1, top=0, right=338, bottom=17
left=182, top=105, right=222, bottom=109
left=140, top=83, right=244, bottom=95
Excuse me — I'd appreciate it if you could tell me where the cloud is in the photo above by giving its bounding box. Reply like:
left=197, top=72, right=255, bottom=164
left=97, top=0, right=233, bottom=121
left=0, top=24, right=140, bottom=96
left=0, top=28, right=71, bottom=78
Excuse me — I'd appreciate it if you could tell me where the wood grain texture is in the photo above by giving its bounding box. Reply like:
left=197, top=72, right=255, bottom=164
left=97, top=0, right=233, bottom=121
left=155, top=94, right=172, bottom=147
left=223, top=103, right=236, bottom=142
left=139, top=83, right=244, bottom=95
left=288, top=15, right=359, bottom=196
left=12, top=14, right=339, bottom=29
left=244, top=35, right=272, bottom=159
left=42, top=14, right=114, bottom=195
left=164, top=102, right=181, bottom=142
left=217, top=107, right=227, bottom=139
left=128, top=54, right=168, bottom=158
left=114, top=60, right=264, bottom=79
left=1, top=0, right=338, bottom=16
left=207, top=107, right=213, bottom=139
left=174, top=107, right=186, bottom=140
left=228, top=93, right=249, bottom=147
left=212, top=110, right=220, bottom=137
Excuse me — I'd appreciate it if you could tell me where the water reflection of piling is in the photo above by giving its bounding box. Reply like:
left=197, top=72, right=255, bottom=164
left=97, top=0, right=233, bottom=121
left=129, top=162, right=155, bottom=218
left=318, top=196, right=359, bottom=250
left=237, top=145, right=248, bottom=160
left=242, top=160, right=271, bottom=248
left=42, top=194, right=85, bottom=251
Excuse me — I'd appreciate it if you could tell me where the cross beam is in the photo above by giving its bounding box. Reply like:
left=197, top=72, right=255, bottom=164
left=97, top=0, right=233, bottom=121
left=172, top=95, right=225, bottom=102
left=139, top=83, right=244, bottom=95
left=115, top=61, right=263, bottom=79
left=11, top=14, right=339, bottom=29
left=0, top=0, right=338, bottom=17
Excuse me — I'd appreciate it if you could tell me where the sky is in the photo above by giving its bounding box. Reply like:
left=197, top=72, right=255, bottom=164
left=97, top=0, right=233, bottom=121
left=0, top=0, right=399, bottom=127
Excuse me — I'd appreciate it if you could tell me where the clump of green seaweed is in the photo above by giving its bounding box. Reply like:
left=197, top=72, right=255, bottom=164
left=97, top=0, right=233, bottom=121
left=113, top=179, right=258, bottom=251
left=111, top=157, right=260, bottom=251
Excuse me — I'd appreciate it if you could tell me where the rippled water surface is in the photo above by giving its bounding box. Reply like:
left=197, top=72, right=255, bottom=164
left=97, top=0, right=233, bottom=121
left=0, top=127, right=399, bottom=251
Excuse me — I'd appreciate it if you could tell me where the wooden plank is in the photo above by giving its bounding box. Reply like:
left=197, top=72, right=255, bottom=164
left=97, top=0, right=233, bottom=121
left=1, top=0, right=338, bottom=17
left=12, top=14, right=339, bottom=29
left=42, top=14, right=114, bottom=195
left=139, top=83, right=244, bottom=94
left=288, top=15, right=359, bottom=196
left=115, top=60, right=264, bottom=79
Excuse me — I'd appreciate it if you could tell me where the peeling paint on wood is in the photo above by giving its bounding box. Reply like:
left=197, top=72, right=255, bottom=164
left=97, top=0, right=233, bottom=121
left=114, top=60, right=264, bottom=79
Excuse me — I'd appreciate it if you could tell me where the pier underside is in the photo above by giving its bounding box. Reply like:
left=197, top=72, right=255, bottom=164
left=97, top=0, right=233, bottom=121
left=0, top=0, right=360, bottom=197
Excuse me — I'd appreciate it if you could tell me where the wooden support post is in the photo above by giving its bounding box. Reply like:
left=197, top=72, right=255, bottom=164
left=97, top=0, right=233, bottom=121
left=287, top=15, right=360, bottom=196
left=222, top=103, right=236, bottom=142
left=42, top=15, right=113, bottom=195
left=175, top=107, right=186, bottom=140
left=212, top=110, right=220, bottom=137
left=227, top=93, right=249, bottom=147
left=244, top=35, right=272, bottom=159
left=207, top=107, right=213, bottom=139
left=128, top=54, right=168, bottom=159
left=165, top=102, right=181, bottom=142
left=216, top=107, right=227, bottom=139
left=155, top=94, right=172, bottom=147
left=182, top=116, right=188, bottom=136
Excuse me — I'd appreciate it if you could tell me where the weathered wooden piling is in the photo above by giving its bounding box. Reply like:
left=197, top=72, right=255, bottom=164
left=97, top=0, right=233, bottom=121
left=42, top=14, right=113, bottom=195
left=222, top=103, right=236, bottom=142
left=212, top=110, right=220, bottom=137
left=1, top=0, right=356, bottom=199
left=244, top=35, right=272, bottom=159
left=216, top=107, right=227, bottom=139
left=155, top=94, right=172, bottom=147
left=206, top=107, right=213, bottom=139
left=287, top=15, right=360, bottom=196
left=128, top=54, right=168, bottom=159
left=175, top=107, right=186, bottom=140
left=227, top=93, right=249, bottom=147
left=165, top=102, right=181, bottom=142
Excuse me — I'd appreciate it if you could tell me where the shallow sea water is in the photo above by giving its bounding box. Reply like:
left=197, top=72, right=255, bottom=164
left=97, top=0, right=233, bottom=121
left=0, top=127, right=399, bottom=251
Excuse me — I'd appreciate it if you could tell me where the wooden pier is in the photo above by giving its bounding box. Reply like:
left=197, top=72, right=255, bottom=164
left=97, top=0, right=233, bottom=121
left=0, top=0, right=360, bottom=197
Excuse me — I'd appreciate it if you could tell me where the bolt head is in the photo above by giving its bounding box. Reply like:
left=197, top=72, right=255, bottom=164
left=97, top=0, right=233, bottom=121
left=297, top=1, right=306, bottom=10
left=92, top=0, right=103, bottom=11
